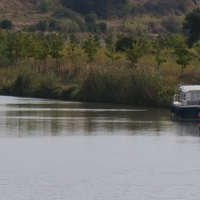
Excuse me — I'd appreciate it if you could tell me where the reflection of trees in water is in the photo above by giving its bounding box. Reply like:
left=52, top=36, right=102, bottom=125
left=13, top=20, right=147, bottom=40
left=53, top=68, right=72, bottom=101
left=174, top=122, right=200, bottom=137
left=3, top=100, right=172, bottom=137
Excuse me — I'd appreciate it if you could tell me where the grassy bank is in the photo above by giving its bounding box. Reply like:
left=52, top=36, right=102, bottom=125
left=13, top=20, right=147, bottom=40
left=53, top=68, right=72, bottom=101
left=0, top=64, right=178, bottom=108
left=0, top=35, right=200, bottom=108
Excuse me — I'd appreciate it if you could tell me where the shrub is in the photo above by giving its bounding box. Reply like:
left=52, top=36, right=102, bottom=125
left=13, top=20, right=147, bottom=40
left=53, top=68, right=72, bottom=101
left=59, top=19, right=80, bottom=33
left=84, top=13, right=97, bottom=32
left=1, top=19, right=13, bottom=30
left=12, top=67, right=40, bottom=97
left=37, top=19, right=49, bottom=31
left=35, top=71, right=57, bottom=98
left=53, top=7, right=75, bottom=18
left=38, top=0, right=53, bottom=13
left=79, top=65, right=163, bottom=106
left=96, top=22, right=107, bottom=33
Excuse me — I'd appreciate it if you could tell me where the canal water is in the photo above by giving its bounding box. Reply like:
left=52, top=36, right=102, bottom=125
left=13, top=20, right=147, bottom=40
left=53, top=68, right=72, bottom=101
left=0, top=96, right=200, bottom=200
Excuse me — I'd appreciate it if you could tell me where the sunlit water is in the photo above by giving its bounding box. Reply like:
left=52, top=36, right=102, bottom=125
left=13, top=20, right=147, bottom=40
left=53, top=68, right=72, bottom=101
left=0, top=96, right=200, bottom=200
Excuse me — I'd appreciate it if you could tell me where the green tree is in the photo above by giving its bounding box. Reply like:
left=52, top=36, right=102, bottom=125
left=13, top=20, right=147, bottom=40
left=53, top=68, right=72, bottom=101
left=193, top=40, right=200, bottom=61
left=1, top=19, right=13, bottom=30
left=6, top=32, right=26, bottom=67
left=0, top=29, right=9, bottom=67
left=183, top=8, right=200, bottom=47
left=39, top=0, right=53, bottom=13
left=125, top=42, right=143, bottom=65
left=66, top=33, right=81, bottom=74
left=124, top=37, right=149, bottom=66
left=84, top=13, right=97, bottom=32
left=153, top=35, right=167, bottom=70
left=104, top=34, right=120, bottom=66
left=37, top=19, right=50, bottom=31
left=82, top=34, right=100, bottom=64
left=49, top=33, right=64, bottom=73
left=173, top=35, right=192, bottom=75
left=36, top=34, right=51, bottom=70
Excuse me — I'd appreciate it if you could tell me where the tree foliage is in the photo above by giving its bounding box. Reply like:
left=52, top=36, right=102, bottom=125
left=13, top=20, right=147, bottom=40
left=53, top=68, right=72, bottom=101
left=66, top=33, right=80, bottom=74
left=183, top=8, right=200, bottom=47
left=153, top=35, right=167, bottom=70
left=38, top=0, right=53, bottom=13
left=105, top=34, right=120, bottom=66
left=82, top=34, right=100, bottom=64
left=60, top=0, right=128, bottom=18
left=173, top=35, right=192, bottom=75
left=1, top=19, right=13, bottom=30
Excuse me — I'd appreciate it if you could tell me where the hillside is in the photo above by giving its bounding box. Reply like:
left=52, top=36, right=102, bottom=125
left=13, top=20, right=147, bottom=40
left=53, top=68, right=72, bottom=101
left=0, top=0, right=200, bottom=35
left=0, top=0, right=36, bottom=11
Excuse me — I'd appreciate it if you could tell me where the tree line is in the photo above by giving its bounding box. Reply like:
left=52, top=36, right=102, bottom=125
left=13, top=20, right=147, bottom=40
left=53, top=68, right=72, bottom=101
left=1, top=6, right=200, bottom=77
left=60, top=0, right=129, bottom=18
left=0, top=29, right=198, bottom=76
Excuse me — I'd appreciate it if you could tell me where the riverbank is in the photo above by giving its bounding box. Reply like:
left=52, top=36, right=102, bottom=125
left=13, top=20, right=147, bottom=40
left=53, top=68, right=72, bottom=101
left=0, top=65, right=175, bottom=108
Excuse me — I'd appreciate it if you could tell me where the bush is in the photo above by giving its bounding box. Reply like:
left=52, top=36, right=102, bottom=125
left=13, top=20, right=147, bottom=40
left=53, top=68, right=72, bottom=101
left=1, top=19, right=13, bottom=30
left=38, top=0, right=53, bottom=13
left=35, top=71, right=57, bottom=98
left=96, top=22, right=107, bottom=33
left=79, top=65, right=163, bottom=107
left=37, top=19, right=49, bottom=31
left=84, top=13, right=97, bottom=32
left=162, top=17, right=182, bottom=33
left=59, top=19, right=80, bottom=33
left=12, top=67, right=40, bottom=97
left=11, top=67, right=58, bottom=98
left=53, top=7, right=76, bottom=18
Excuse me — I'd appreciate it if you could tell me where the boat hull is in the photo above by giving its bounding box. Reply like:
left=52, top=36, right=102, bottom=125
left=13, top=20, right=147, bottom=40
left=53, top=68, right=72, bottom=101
left=171, top=104, right=200, bottom=120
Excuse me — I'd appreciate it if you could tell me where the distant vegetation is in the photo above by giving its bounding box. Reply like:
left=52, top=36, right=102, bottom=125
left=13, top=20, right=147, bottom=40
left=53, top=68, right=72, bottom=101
left=0, top=0, right=200, bottom=107
left=0, top=0, right=199, bottom=35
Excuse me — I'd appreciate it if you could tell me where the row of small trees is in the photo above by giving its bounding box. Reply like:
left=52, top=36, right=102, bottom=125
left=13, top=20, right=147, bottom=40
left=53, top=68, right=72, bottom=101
left=0, top=29, right=199, bottom=75
left=65, top=33, right=200, bottom=75
left=0, top=30, right=63, bottom=70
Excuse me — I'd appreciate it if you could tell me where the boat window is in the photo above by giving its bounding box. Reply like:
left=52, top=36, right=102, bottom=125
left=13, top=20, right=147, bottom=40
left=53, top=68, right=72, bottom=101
left=180, top=92, right=186, bottom=102
left=192, top=92, right=199, bottom=100
left=186, top=92, right=191, bottom=101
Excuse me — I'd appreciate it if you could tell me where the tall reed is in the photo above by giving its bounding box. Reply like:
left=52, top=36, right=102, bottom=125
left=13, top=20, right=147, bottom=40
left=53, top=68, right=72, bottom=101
left=78, top=65, right=171, bottom=107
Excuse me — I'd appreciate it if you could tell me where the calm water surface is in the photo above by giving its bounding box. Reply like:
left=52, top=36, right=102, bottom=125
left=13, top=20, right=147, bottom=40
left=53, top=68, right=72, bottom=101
left=0, top=96, right=200, bottom=200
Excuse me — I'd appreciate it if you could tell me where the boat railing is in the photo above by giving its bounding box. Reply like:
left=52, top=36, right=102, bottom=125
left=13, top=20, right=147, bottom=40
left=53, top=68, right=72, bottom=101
left=186, top=100, right=200, bottom=105
left=173, top=94, right=180, bottom=103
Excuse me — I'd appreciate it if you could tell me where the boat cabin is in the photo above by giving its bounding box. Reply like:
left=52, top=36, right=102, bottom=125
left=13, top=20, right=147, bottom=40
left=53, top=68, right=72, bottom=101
left=173, top=85, right=200, bottom=106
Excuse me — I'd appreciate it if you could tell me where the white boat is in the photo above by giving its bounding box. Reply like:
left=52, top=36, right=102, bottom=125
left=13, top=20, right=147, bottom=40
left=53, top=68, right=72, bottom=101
left=170, top=85, right=200, bottom=120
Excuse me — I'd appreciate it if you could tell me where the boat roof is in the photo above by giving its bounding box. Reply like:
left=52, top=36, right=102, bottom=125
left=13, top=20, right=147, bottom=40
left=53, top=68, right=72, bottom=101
left=179, top=85, right=200, bottom=92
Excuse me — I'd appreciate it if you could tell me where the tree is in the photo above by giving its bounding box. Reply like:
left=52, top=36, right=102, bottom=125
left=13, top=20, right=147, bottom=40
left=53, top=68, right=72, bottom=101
left=82, top=34, right=100, bottom=64
left=60, top=0, right=128, bottom=19
left=84, top=13, right=97, bottom=32
left=115, top=35, right=135, bottom=52
left=66, top=33, right=80, bottom=74
left=36, top=33, right=51, bottom=70
left=173, top=35, right=192, bottom=75
left=0, top=29, right=9, bottom=67
left=153, top=35, right=167, bottom=70
left=125, top=42, right=143, bottom=65
left=6, top=32, right=26, bottom=67
left=39, top=0, right=53, bottom=13
left=49, top=33, right=64, bottom=72
left=104, top=34, right=120, bottom=66
left=1, top=19, right=13, bottom=30
left=193, top=40, right=200, bottom=61
left=183, top=8, right=200, bottom=47
left=124, top=36, right=150, bottom=66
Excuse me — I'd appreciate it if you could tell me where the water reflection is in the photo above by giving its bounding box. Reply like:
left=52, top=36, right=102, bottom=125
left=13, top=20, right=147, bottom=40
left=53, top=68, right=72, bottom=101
left=0, top=96, right=200, bottom=137
left=172, top=121, right=200, bottom=137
